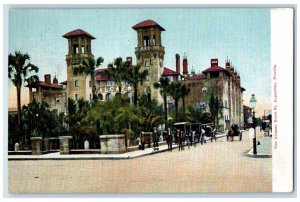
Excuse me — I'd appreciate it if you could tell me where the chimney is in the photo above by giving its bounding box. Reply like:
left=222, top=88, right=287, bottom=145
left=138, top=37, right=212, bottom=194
left=44, top=74, right=51, bottom=84
left=183, top=55, right=188, bottom=75
left=126, top=57, right=132, bottom=67
left=211, top=58, right=218, bottom=67
left=53, top=76, right=58, bottom=86
left=225, top=57, right=230, bottom=68
left=175, top=54, right=180, bottom=74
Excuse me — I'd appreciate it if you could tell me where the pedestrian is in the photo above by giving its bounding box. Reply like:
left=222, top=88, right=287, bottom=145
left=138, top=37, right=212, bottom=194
left=137, top=137, right=142, bottom=150
left=181, top=130, right=185, bottom=150
left=140, top=133, right=145, bottom=150
left=201, top=128, right=205, bottom=145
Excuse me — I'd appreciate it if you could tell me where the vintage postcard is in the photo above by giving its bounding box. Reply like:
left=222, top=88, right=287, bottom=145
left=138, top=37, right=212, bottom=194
left=4, top=5, right=294, bottom=195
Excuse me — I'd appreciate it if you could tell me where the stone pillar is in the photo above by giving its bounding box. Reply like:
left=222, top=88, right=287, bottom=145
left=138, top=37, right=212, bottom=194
left=99, top=134, right=126, bottom=154
left=31, top=137, right=42, bottom=155
left=14, top=143, right=20, bottom=151
left=59, top=136, right=73, bottom=155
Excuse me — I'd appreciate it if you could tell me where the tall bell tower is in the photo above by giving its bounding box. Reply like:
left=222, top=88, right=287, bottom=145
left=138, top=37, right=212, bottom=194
left=132, top=19, right=165, bottom=103
left=63, top=29, right=95, bottom=101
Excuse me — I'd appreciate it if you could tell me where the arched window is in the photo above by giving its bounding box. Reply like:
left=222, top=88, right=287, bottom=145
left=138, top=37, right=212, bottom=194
left=106, top=93, right=113, bottom=101
left=98, top=94, right=103, bottom=100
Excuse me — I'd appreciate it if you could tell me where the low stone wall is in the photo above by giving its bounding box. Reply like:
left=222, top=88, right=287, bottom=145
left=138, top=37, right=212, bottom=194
left=70, top=149, right=101, bottom=154
left=44, top=138, right=60, bottom=151
left=99, top=134, right=126, bottom=154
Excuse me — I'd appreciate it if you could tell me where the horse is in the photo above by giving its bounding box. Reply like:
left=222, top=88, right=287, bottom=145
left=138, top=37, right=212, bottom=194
left=178, top=131, right=185, bottom=151
left=166, top=134, right=173, bottom=151
left=210, top=127, right=217, bottom=142
left=227, top=124, right=241, bottom=141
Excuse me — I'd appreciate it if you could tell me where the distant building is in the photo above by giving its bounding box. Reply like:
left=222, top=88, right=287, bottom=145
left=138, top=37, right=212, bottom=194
left=26, top=74, right=67, bottom=114
left=183, top=58, right=245, bottom=131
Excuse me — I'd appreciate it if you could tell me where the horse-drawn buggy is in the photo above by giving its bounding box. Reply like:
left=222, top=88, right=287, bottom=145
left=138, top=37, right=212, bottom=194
left=173, top=122, right=193, bottom=149
left=227, top=124, right=242, bottom=141
left=198, top=123, right=216, bottom=144
left=173, top=122, right=216, bottom=147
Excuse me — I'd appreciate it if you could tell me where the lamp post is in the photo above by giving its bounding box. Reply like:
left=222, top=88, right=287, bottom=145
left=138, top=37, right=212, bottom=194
left=250, top=94, right=257, bottom=155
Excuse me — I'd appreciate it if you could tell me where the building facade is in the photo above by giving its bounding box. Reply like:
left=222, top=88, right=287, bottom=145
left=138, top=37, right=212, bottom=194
left=183, top=58, right=245, bottom=131
left=25, top=20, right=244, bottom=131
left=132, top=20, right=165, bottom=103
left=63, top=29, right=95, bottom=102
left=26, top=74, right=67, bottom=114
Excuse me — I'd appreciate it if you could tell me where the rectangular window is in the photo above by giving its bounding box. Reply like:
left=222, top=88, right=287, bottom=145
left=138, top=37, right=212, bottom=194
left=89, top=81, right=92, bottom=87
left=90, top=94, right=92, bottom=101
left=75, top=94, right=78, bottom=101
left=75, top=80, right=79, bottom=87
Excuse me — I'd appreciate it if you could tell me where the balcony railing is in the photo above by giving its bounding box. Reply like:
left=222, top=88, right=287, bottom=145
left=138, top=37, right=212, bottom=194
left=135, top=45, right=165, bottom=53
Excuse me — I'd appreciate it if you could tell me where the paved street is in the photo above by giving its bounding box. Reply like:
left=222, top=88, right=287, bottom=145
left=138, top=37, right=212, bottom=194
left=8, top=130, right=271, bottom=193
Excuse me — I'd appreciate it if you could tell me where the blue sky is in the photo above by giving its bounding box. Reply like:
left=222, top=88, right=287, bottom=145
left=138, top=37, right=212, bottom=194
left=8, top=8, right=271, bottom=115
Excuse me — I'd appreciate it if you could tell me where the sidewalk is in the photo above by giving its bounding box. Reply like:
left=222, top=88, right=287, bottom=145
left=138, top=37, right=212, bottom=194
left=8, top=133, right=227, bottom=161
left=246, top=135, right=272, bottom=158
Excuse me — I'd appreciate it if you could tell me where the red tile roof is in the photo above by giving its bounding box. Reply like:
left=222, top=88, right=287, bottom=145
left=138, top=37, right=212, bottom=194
left=60, top=80, right=68, bottom=85
left=187, top=75, right=206, bottom=80
left=26, top=81, right=63, bottom=89
left=162, top=67, right=179, bottom=76
left=202, top=66, right=227, bottom=73
left=63, top=29, right=96, bottom=39
left=94, top=68, right=109, bottom=81
left=132, top=19, right=165, bottom=31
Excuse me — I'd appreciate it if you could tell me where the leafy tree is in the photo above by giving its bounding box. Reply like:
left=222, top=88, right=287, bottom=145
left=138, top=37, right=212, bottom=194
left=186, top=105, right=204, bottom=123
left=12, top=99, right=67, bottom=150
left=127, top=63, right=148, bottom=106
left=8, top=51, right=39, bottom=125
left=208, top=94, right=223, bottom=126
left=67, top=98, right=91, bottom=149
left=153, top=77, right=170, bottom=127
left=138, top=93, right=163, bottom=132
left=8, top=114, right=21, bottom=150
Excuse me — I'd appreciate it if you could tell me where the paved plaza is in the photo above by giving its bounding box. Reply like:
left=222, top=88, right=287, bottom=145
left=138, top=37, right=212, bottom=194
left=8, top=130, right=271, bottom=193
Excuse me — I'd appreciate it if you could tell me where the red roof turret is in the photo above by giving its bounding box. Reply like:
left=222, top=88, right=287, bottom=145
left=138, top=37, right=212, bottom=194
left=63, top=29, right=96, bottom=39
left=132, top=19, right=165, bottom=31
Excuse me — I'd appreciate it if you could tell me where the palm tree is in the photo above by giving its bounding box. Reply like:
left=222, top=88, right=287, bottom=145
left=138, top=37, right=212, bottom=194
left=100, top=57, right=127, bottom=95
left=169, top=81, right=183, bottom=122
left=181, top=83, right=191, bottom=120
left=8, top=51, right=39, bottom=125
left=127, top=63, right=148, bottom=106
left=153, top=77, right=170, bottom=128
left=77, top=56, right=104, bottom=101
